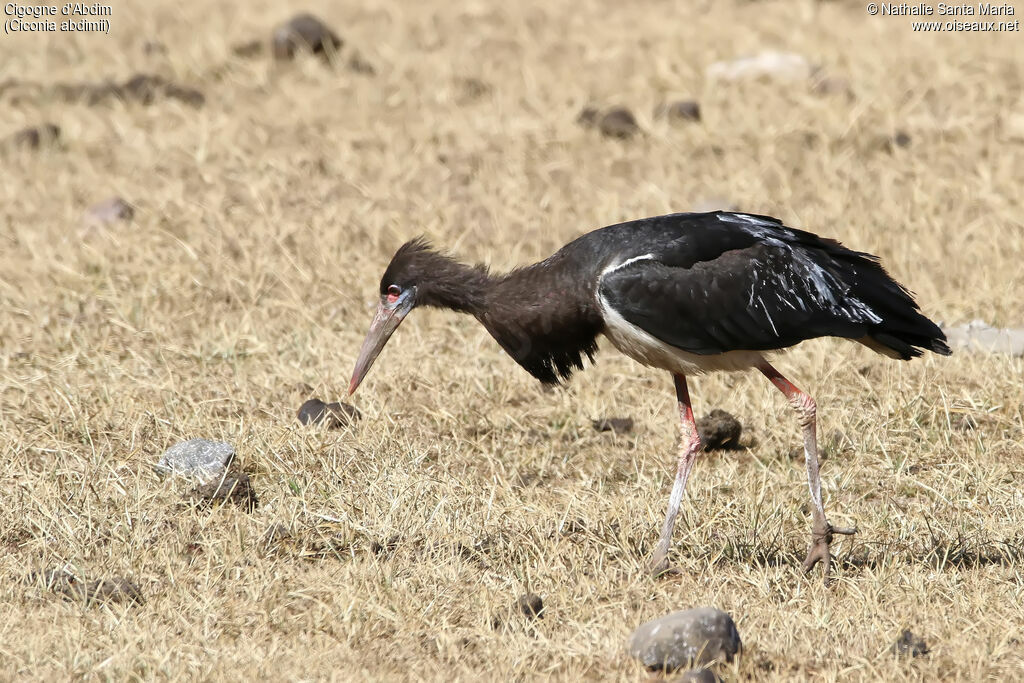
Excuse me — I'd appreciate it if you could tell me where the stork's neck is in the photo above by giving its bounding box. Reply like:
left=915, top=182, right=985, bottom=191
left=478, top=254, right=604, bottom=384
left=416, top=255, right=491, bottom=315
left=412, top=246, right=603, bottom=383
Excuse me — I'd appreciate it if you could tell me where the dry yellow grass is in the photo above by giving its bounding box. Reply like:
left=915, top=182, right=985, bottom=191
left=2, top=0, right=1023, bottom=680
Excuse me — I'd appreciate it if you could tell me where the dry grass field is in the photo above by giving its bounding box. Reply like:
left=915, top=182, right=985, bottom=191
left=2, top=0, right=1023, bottom=680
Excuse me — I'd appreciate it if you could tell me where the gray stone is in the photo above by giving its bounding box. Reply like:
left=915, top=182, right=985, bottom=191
left=272, top=13, right=343, bottom=61
left=232, top=40, right=264, bottom=58
left=707, top=50, right=816, bottom=82
left=84, top=197, right=134, bottom=225
left=156, top=438, right=235, bottom=483
left=892, top=629, right=929, bottom=658
left=592, top=417, right=634, bottom=434
left=598, top=107, right=640, bottom=139
left=517, top=593, right=544, bottom=619
left=23, top=567, right=76, bottom=591
left=576, top=105, right=600, bottom=128
left=25, top=568, right=143, bottom=606
left=5, top=123, right=60, bottom=150
left=347, top=52, right=376, bottom=75
left=942, top=320, right=1024, bottom=357
left=121, top=73, right=204, bottom=107
left=60, top=577, right=144, bottom=606
left=655, top=100, right=701, bottom=123
left=882, top=130, right=912, bottom=152
left=628, top=607, right=741, bottom=672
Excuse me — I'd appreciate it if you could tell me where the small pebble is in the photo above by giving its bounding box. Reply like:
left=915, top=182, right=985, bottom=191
left=232, top=40, right=265, bottom=58
left=883, top=131, right=912, bottom=152
left=517, top=593, right=545, bottom=619
left=54, top=81, right=120, bottom=105
left=707, top=50, right=815, bottom=82
left=892, top=629, right=929, bottom=658
left=188, top=472, right=259, bottom=512
left=297, top=398, right=361, bottom=429
left=598, top=107, right=639, bottom=139
left=696, top=409, right=742, bottom=450
left=23, top=567, right=75, bottom=591
left=628, top=606, right=742, bottom=672
left=657, top=100, right=701, bottom=123
left=160, top=83, right=205, bottom=107
left=370, top=535, right=401, bottom=556
left=592, top=417, right=634, bottom=434
left=576, top=106, right=600, bottom=128
left=347, top=52, right=376, bottom=75
left=6, top=123, right=60, bottom=150
left=84, top=196, right=134, bottom=225
left=272, top=13, right=343, bottom=61
left=121, top=73, right=167, bottom=104
left=142, top=40, right=167, bottom=56
left=122, top=73, right=204, bottom=107
left=60, top=577, right=144, bottom=606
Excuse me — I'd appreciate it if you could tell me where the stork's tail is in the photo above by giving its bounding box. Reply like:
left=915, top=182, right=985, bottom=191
left=834, top=248, right=951, bottom=361
left=856, top=279, right=950, bottom=360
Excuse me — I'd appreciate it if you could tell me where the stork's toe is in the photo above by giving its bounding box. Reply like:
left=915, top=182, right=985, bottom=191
left=648, top=558, right=680, bottom=578
left=803, top=522, right=857, bottom=585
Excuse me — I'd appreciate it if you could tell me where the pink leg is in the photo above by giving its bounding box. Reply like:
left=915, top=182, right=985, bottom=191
left=648, top=374, right=702, bottom=576
left=759, top=361, right=856, bottom=585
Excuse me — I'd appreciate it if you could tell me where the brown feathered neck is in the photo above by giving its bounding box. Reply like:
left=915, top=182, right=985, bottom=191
left=379, top=238, right=603, bottom=384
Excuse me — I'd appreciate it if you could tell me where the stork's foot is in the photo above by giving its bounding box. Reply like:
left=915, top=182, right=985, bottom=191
left=646, top=550, right=680, bottom=578
left=803, top=521, right=857, bottom=585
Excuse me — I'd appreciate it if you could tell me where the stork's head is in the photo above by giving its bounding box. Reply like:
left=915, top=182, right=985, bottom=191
left=348, top=240, right=429, bottom=395
left=349, top=238, right=487, bottom=395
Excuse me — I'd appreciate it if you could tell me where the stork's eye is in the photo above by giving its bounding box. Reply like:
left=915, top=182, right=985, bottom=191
left=386, top=284, right=401, bottom=303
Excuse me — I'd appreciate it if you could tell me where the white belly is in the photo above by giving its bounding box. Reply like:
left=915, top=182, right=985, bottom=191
left=599, top=294, right=767, bottom=375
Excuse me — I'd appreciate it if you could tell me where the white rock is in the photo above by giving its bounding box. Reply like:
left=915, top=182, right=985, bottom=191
left=84, top=197, right=134, bottom=225
left=707, top=51, right=817, bottom=82
left=942, top=323, right=1024, bottom=356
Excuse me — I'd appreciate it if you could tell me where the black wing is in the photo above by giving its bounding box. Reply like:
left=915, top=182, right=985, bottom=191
left=597, top=212, right=949, bottom=358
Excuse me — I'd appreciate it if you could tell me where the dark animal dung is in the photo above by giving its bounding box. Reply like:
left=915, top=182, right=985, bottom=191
left=60, top=578, right=145, bottom=607
left=517, top=593, right=545, bottom=619
left=696, top=409, right=742, bottom=450
left=6, top=123, right=60, bottom=150
left=892, top=629, right=930, bottom=658
left=598, top=107, right=639, bottom=139
left=576, top=105, right=600, bottom=128
left=272, top=13, right=343, bottom=61
left=657, top=99, right=701, bottom=123
left=592, top=417, right=634, bottom=434
left=297, top=398, right=361, bottom=429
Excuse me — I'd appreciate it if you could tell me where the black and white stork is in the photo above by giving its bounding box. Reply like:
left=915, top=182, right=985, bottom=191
left=348, top=211, right=950, bottom=583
